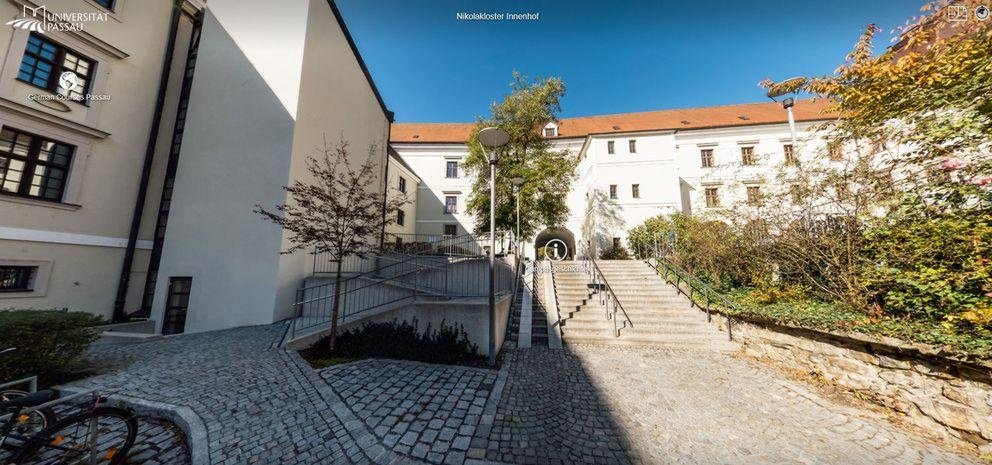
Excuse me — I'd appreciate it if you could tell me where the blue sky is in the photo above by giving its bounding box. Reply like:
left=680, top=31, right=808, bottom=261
left=335, top=0, right=924, bottom=123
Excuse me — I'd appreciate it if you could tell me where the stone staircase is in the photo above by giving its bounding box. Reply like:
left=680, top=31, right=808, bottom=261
left=506, top=267, right=550, bottom=348
left=554, top=260, right=737, bottom=351
left=530, top=269, right=550, bottom=347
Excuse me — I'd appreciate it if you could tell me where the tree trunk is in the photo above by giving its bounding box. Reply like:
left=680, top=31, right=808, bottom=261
left=329, top=258, right=343, bottom=350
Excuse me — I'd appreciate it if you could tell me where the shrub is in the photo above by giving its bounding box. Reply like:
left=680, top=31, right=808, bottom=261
left=302, top=319, right=484, bottom=367
left=598, top=246, right=631, bottom=260
left=0, top=309, right=104, bottom=384
left=862, top=210, right=992, bottom=330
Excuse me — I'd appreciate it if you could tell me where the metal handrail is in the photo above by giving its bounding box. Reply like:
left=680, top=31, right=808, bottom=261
left=588, top=259, right=633, bottom=337
left=289, top=243, right=516, bottom=341
left=644, top=256, right=737, bottom=341
left=313, top=231, right=515, bottom=274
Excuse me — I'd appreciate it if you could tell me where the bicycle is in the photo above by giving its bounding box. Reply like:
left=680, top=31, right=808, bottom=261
left=1, top=348, right=56, bottom=441
left=0, top=348, right=138, bottom=464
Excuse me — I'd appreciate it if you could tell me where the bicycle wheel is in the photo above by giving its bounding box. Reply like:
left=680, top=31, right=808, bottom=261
left=12, top=406, right=137, bottom=465
left=0, top=390, right=57, bottom=449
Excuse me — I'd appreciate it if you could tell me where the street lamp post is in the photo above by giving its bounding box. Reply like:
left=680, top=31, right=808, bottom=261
left=767, top=77, right=806, bottom=148
left=478, top=127, right=510, bottom=367
left=510, top=177, right=525, bottom=241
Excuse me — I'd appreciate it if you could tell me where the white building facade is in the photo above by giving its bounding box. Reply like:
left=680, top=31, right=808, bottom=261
left=391, top=100, right=837, bottom=259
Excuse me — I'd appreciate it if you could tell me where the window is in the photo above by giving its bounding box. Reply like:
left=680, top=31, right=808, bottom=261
left=544, top=127, right=556, bottom=137
left=783, top=144, right=796, bottom=165
left=444, top=195, right=458, bottom=214
left=609, top=184, right=617, bottom=199
left=398, top=176, right=406, bottom=193
left=612, top=237, right=621, bottom=249
left=0, top=265, right=34, bottom=292
left=607, top=141, right=615, bottom=154
left=740, top=146, right=756, bottom=165
left=445, top=161, right=458, bottom=178
left=0, top=127, right=75, bottom=202
left=704, top=187, right=720, bottom=207
left=92, top=0, right=115, bottom=10
left=828, top=143, right=843, bottom=161
left=700, top=149, right=714, bottom=168
left=18, top=34, right=95, bottom=103
left=443, top=224, right=458, bottom=236
left=746, top=186, right=762, bottom=205
left=397, top=209, right=405, bottom=226
left=631, top=184, right=640, bottom=198
left=162, top=277, right=192, bottom=335
left=629, top=140, right=637, bottom=153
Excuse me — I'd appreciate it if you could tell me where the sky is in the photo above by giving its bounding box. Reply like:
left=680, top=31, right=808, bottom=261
left=335, top=0, right=925, bottom=123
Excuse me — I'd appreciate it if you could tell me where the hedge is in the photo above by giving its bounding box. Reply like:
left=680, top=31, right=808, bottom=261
left=0, top=309, right=104, bottom=384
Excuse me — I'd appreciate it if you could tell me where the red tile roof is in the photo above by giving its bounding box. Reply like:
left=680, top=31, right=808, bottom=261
left=390, top=99, right=837, bottom=144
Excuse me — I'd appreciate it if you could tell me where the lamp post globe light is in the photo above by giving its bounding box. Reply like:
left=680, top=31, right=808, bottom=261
left=477, top=126, right=509, bottom=367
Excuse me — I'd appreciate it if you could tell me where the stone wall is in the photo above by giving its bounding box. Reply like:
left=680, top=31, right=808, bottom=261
left=731, top=320, right=992, bottom=454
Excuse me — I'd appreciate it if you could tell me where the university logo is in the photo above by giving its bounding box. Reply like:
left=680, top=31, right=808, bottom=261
left=6, top=5, right=48, bottom=33
left=5, top=5, right=109, bottom=33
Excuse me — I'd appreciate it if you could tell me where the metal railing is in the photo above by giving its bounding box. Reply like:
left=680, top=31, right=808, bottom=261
left=289, top=232, right=518, bottom=341
left=313, top=232, right=514, bottom=274
left=644, top=256, right=737, bottom=341
left=586, top=259, right=633, bottom=337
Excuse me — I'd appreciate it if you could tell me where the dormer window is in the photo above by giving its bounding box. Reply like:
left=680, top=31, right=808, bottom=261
left=543, top=122, right=558, bottom=138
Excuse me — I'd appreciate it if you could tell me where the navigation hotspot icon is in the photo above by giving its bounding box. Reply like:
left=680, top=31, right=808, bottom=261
left=544, top=239, right=568, bottom=261
left=58, top=71, right=78, bottom=93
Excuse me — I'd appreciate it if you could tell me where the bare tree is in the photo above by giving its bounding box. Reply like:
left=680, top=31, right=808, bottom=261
left=256, top=136, right=408, bottom=348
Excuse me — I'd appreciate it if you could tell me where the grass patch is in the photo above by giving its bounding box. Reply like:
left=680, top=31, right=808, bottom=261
left=722, top=289, right=992, bottom=360
left=301, top=319, right=488, bottom=368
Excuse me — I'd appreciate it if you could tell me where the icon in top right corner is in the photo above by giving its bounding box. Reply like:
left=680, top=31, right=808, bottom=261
left=975, top=5, right=991, bottom=21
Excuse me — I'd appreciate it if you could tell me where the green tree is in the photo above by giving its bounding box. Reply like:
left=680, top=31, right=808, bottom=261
left=758, top=6, right=992, bottom=329
left=462, top=72, right=577, bottom=238
left=256, top=137, right=408, bottom=349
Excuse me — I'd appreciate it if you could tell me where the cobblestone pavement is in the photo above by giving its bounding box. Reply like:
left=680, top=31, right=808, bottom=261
left=321, top=360, right=496, bottom=465
left=476, top=345, right=980, bottom=465
left=69, top=324, right=398, bottom=464
left=64, top=323, right=980, bottom=465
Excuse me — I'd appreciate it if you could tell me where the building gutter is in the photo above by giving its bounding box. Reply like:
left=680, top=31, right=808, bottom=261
left=112, top=0, right=183, bottom=322
left=379, top=113, right=394, bottom=248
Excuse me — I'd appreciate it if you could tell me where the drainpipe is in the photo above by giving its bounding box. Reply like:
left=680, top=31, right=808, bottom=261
left=112, top=1, right=183, bottom=322
left=379, top=111, right=395, bottom=249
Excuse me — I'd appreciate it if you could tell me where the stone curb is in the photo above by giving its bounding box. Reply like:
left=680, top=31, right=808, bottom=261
left=57, top=386, right=208, bottom=465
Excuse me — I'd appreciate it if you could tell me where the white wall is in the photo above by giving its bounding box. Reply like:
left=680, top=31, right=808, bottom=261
left=394, top=122, right=833, bottom=259
left=150, top=5, right=305, bottom=332
left=392, top=144, right=477, bottom=237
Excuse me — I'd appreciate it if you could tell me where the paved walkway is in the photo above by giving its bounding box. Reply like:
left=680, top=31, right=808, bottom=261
left=70, top=324, right=980, bottom=465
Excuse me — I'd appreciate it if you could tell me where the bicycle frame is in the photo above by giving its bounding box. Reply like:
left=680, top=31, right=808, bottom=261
left=0, top=389, right=100, bottom=457
left=0, top=377, right=38, bottom=395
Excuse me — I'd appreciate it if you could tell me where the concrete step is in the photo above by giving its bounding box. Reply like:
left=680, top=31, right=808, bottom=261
left=561, top=317, right=712, bottom=330
left=562, top=306, right=699, bottom=318
left=562, top=334, right=738, bottom=351
left=563, top=325, right=727, bottom=340
left=95, top=331, right=163, bottom=345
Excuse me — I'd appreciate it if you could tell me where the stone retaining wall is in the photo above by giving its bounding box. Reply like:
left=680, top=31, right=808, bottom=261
left=731, top=320, right=992, bottom=454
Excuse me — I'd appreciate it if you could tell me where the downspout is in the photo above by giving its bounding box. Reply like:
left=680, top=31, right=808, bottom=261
left=379, top=111, right=394, bottom=248
left=112, top=0, right=183, bottom=322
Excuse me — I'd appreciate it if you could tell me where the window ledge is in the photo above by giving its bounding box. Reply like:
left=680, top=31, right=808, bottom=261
left=0, top=195, right=81, bottom=211
left=0, top=290, right=40, bottom=298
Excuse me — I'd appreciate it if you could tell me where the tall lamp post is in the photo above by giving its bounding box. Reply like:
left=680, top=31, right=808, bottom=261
left=478, top=126, right=510, bottom=367
left=766, top=77, right=806, bottom=148
left=509, top=177, right=525, bottom=242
